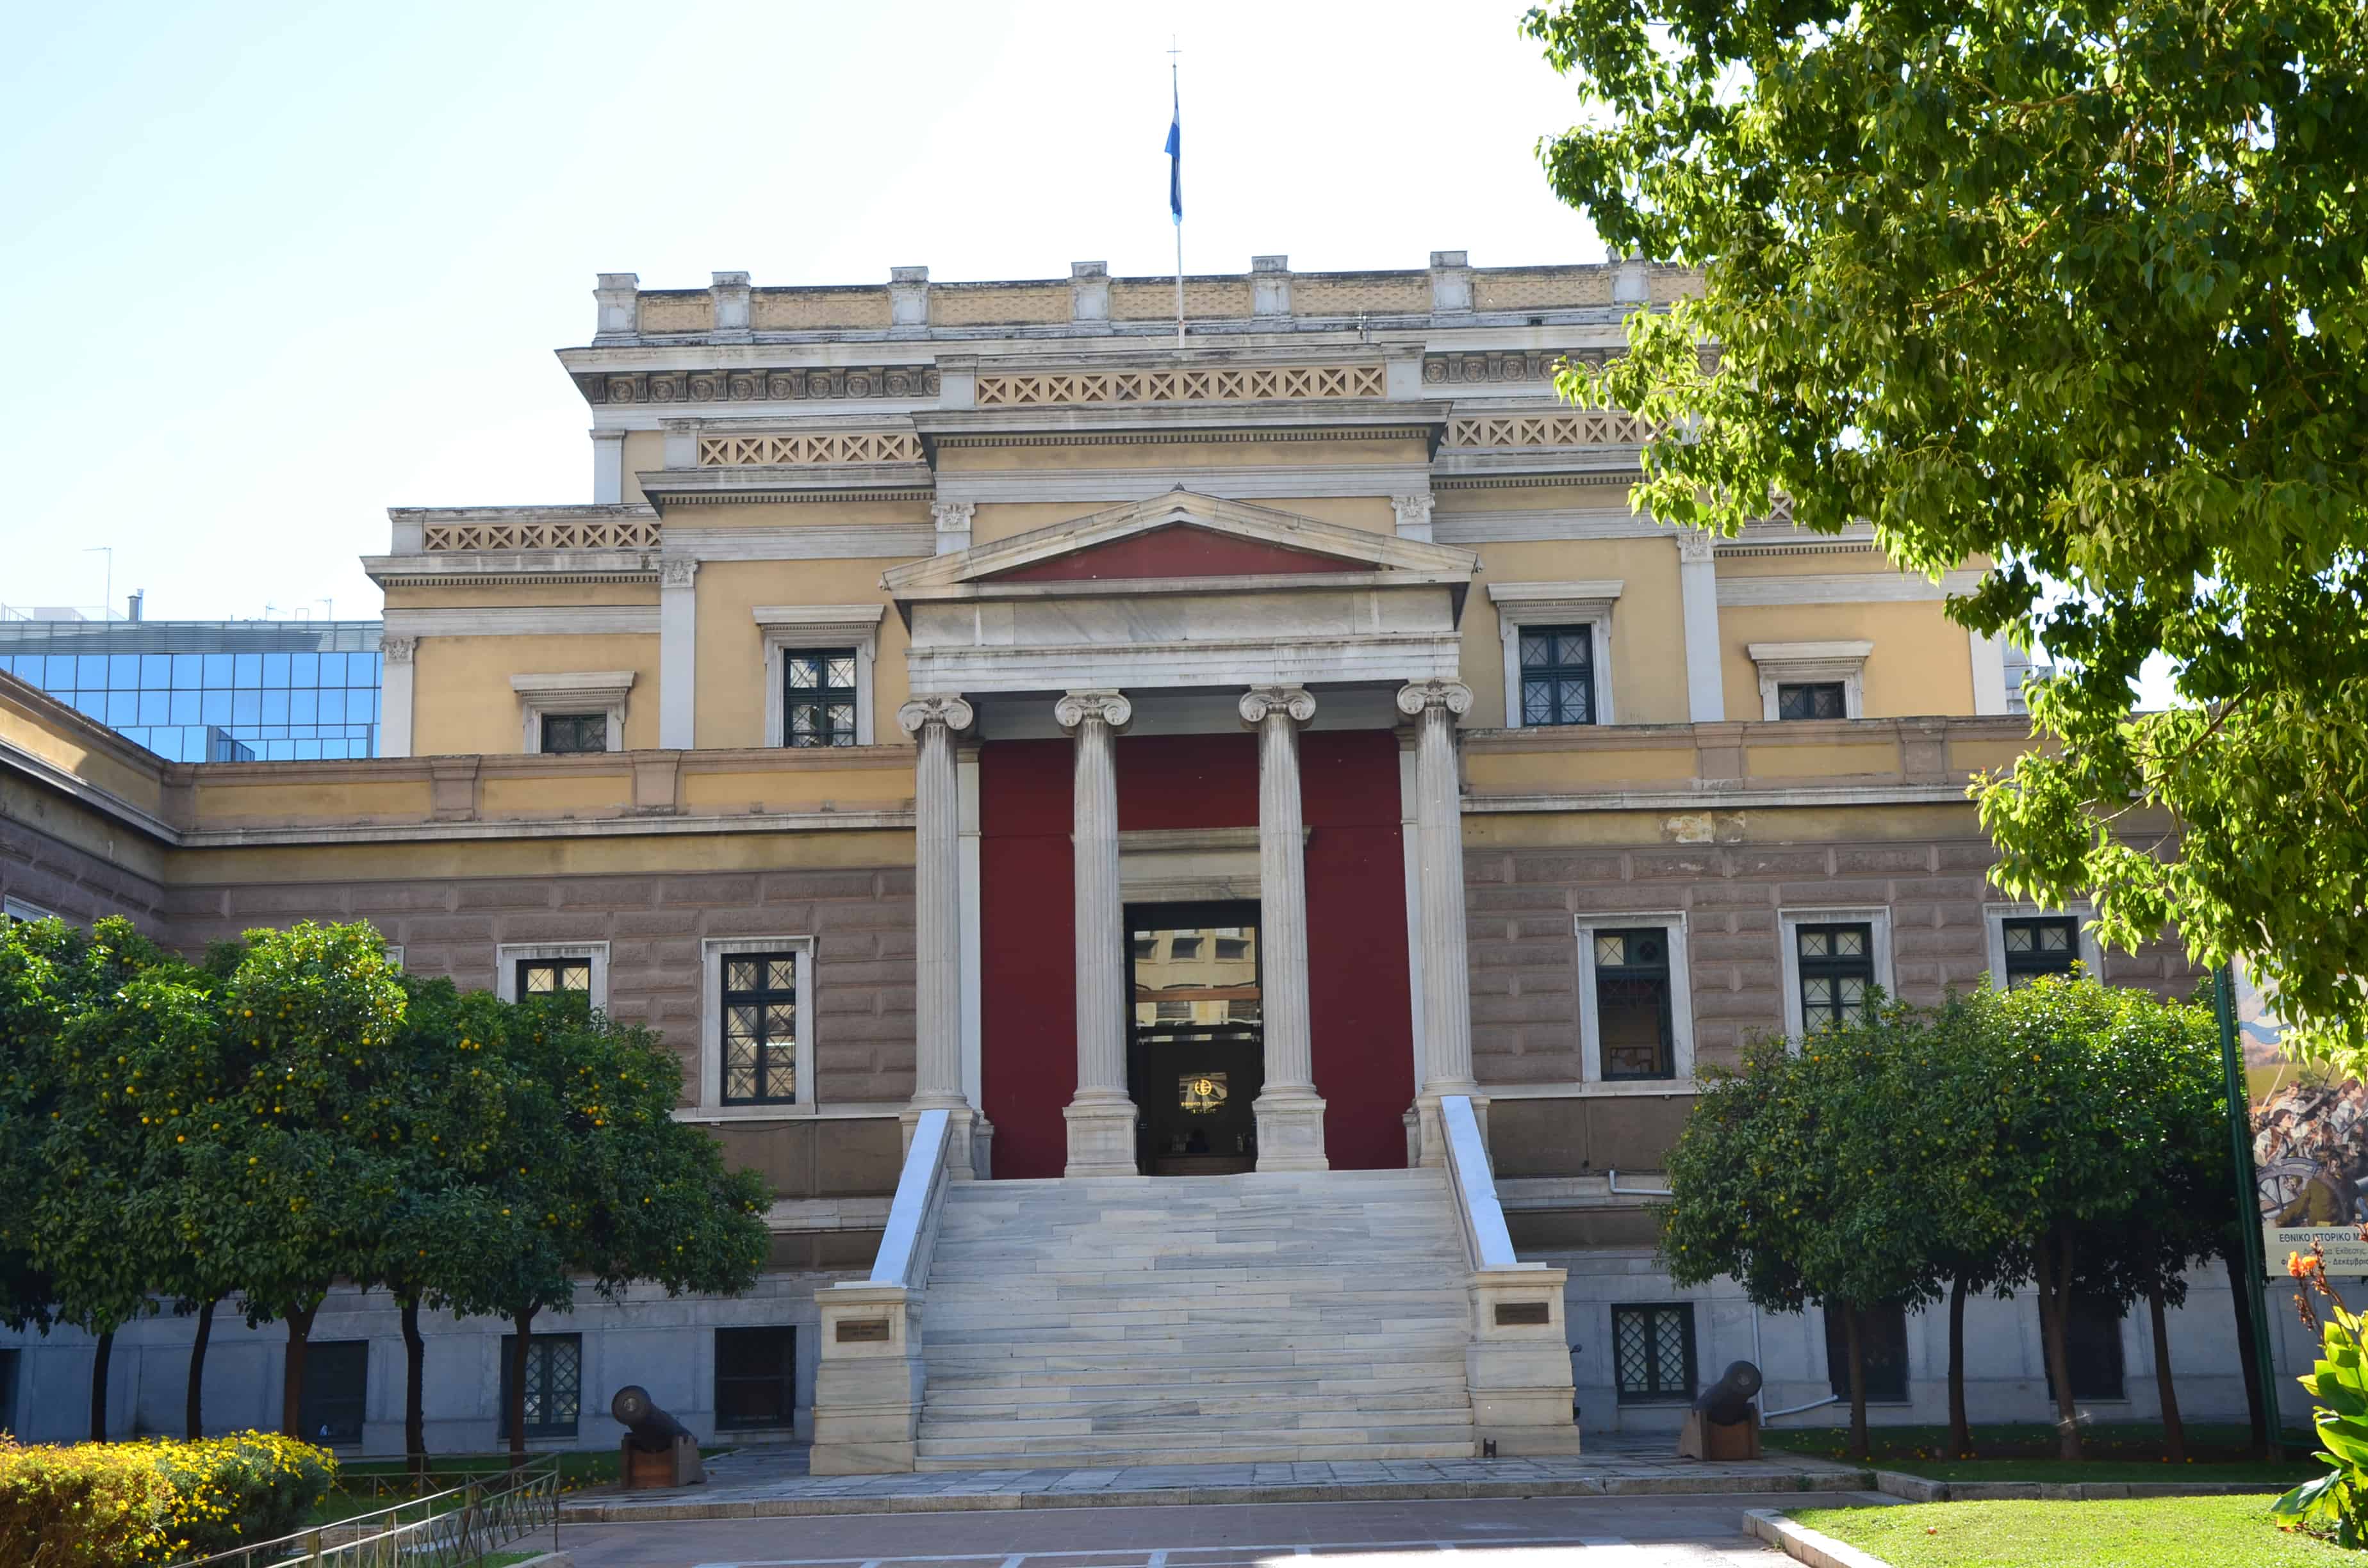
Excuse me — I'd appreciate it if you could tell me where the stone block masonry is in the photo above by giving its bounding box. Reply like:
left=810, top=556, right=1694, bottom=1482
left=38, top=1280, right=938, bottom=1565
left=165, top=864, right=918, bottom=1107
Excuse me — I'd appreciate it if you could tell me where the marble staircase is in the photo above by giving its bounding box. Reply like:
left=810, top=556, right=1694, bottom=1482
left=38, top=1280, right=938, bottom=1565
left=911, top=1168, right=1480, bottom=1468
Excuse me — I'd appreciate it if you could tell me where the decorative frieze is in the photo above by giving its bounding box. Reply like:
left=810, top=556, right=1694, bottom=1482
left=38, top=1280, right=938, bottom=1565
left=1445, top=411, right=1655, bottom=449
left=698, top=431, right=925, bottom=466
left=420, top=516, right=662, bottom=552
left=1422, top=348, right=1607, bottom=386
left=577, top=365, right=940, bottom=407
left=973, top=364, right=1387, bottom=408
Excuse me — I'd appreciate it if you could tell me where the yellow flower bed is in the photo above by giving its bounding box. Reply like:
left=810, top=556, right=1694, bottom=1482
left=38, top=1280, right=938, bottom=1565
left=0, top=1432, right=336, bottom=1568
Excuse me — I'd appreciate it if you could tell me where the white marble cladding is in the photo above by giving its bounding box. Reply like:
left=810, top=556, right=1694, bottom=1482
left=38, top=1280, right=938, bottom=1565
left=901, top=584, right=1466, bottom=696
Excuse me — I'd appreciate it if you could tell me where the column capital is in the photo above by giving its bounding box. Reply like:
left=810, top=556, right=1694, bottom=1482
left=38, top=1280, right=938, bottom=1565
left=380, top=635, right=417, bottom=665
left=896, top=694, right=976, bottom=737
left=1055, top=689, right=1132, bottom=731
left=1395, top=679, right=1474, bottom=720
left=657, top=555, right=700, bottom=590
left=1390, top=493, right=1436, bottom=540
left=1677, top=528, right=1717, bottom=564
left=930, top=500, right=975, bottom=532
left=1238, top=685, right=1317, bottom=728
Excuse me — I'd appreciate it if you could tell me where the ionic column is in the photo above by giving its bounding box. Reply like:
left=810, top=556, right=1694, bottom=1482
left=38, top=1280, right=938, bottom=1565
left=1396, top=678, right=1480, bottom=1165
left=1240, top=686, right=1327, bottom=1171
left=898, top=695, right=977, bottom=1173
left=1056, top=689, right=1137, bottom=1177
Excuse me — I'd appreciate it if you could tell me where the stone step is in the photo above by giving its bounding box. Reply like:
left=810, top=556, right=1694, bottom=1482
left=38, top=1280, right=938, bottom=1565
left=923, top=1363, right=1468, bottom=1394
left=914, top=1418, right=1476, bottom=1454
left=920, top=1373, right=1470, bottom=1406
left=912, top=1430, right=1479, bottom=1467
left=916, top=1389, right=1467, bottom=1428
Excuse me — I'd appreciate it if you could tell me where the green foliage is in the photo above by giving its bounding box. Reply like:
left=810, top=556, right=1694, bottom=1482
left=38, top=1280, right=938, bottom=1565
left=2277, top=1255, right=2368, bottom=1547
left=1797, top=1494, right=2353, bottom=1568
left=1524, top=0, right=2368, bottom=1068
left=0, top=1430, right=336, bottom=1567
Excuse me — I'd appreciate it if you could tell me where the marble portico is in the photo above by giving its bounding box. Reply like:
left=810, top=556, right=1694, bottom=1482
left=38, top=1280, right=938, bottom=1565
left=878, top=489, right=1486, bottom=1174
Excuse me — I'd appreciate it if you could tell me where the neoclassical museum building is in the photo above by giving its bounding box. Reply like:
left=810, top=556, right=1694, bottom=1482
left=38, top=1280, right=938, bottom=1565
left=0, top=253, right=2246, bottom=1464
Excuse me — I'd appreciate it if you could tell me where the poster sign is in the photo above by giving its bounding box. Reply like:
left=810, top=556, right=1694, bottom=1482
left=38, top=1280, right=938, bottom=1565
left=2246, top=962, right=2368, bottom=1276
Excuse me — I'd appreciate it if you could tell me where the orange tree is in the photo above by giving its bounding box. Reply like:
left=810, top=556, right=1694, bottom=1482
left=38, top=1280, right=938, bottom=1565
left=1661, top=996, right=1943, bottom=1460
left=433, top=992, right=770, bottom=1465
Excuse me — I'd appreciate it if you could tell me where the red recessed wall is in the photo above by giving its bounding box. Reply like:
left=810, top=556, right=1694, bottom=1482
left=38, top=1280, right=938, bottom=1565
left=987, top=525, right=1362, bottom=584
left=976, top=728, right=1413, bottom=1179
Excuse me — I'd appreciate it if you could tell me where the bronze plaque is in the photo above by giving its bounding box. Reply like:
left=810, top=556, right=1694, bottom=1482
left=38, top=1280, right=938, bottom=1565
left=835, top=1318, right=891, bottom=1344
left=1493, top=1301, right=1551, bottom=1327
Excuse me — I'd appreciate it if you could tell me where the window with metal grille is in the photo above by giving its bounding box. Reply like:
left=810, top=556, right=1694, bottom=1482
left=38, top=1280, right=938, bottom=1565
left=2002, top=917, right=2080, bottom=988
left=1824, top=1303, right=1910, bottom=1403
left=721, top=951, right=798, bottom=1105
left=782, top=648, right=859, bottom=747
left=0, top=1348, right=19, bottom=1433
left=2041, top=1297, right=2128, bottom=1401
left=1518, top=625, right=1597, bottom=727
left=714, top=1327, right=796, bottom=1430
left=1797, top=923, right=1875, bottom=1032
left=298, top=1340, right=369, bottom=1445
left=498, top=1332, right=582, bottom=1439
left=1777, top=682, right=1846, bottom=721
left=516, top=957, right=591, bottom=998
left=1593, top=928, right=1675, bottom=1081
left=538, top=712, right=608, bottom=754
left=1612, top=1303, right=1697, bottom=1404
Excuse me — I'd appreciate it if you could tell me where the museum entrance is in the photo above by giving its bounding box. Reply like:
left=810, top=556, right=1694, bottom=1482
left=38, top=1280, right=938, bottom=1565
left=1126, top=901, right=1263, bottom=1175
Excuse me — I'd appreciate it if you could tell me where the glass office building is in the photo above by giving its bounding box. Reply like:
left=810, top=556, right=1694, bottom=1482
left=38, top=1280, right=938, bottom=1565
left=0, top=617, right=383, bottom=762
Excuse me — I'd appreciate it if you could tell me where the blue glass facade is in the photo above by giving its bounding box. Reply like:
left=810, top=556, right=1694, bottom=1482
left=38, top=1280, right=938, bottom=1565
left=0, top=620, right=382, bottom=762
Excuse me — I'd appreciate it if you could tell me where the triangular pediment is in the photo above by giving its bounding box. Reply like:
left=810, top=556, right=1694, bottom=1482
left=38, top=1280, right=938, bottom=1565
left=882, top=491, right=1478, bottom=598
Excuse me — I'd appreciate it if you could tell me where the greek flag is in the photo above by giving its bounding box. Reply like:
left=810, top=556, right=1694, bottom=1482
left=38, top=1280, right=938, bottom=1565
left=1165, top=81, right=1182, bottom=225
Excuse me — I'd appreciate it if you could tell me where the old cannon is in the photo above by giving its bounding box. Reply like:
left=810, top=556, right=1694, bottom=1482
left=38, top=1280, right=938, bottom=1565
left=1675, top=1360, right=1763, bottom=1461
left=612, top=1385, right=704, bottom=1489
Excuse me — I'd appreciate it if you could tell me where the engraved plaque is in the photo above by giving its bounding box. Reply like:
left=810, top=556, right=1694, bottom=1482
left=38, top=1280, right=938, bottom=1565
left=835, top=1318, right=891, bottom=1344
left=1493, top=1301, right=1552, bottom=1327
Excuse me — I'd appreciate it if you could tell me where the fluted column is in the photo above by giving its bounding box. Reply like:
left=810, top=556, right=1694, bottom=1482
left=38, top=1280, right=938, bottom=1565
left=1397, top=678, right=1480, bottom=1165
left=897, top=694, right=977, bottom=1170
left=1056, top=689, right=1138, bottom=1177
left=1240, top=686, right=1327, bottom=1170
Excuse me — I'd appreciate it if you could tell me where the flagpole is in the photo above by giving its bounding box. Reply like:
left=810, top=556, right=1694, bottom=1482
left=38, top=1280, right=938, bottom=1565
left=1169, top=40, right=1184, bottom=350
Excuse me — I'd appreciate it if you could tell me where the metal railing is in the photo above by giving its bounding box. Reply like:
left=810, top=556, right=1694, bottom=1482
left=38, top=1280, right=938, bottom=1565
left=171, top=1455, right=559, bottom=1568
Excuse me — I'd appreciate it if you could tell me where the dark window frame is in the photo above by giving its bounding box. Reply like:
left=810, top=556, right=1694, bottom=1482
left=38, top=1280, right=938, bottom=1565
left=780, top=647, right=860, bottom=749
left=721, top=950, right=800, bottom=1106
left=2002, top=916, right=2080, bottom=989
left=1776, top=682, right=1848, bottom=721
left=498, top=1332, right=583, bottom=1440
left=1611, top=1302, right=1698, bottom=1405
left=1517, top=623, right=1599, bottom=728
left=2043, top=1298, right=2128, bottom=1403
left=714, top=1326, right=798, bottom=1431
left=1797, top=922, right=1876, bottom=1033
left=515, top=957, right=592, bottom=999
left=1824, top=1303, right=1912, bottom=1405
left=539, top=712, right=609, bottom=755
left=1592, top=926, right=1676, bottom=1082
left=298, top=1339, right=370, bottom=1446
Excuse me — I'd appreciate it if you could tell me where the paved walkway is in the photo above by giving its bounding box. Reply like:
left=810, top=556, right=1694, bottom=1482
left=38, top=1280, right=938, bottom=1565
left=558, top=1490, right=1849, bottom=1568
left=561, top=1439, right=1871, bottom=1522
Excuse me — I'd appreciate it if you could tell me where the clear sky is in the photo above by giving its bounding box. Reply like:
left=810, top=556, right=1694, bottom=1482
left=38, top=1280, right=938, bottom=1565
left=0, top=1, right=1604, bottom=622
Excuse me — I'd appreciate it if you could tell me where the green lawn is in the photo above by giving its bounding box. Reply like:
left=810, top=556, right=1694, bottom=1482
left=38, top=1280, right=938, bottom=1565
left=1791, top=1496, right=2346, bottom=1567
left=1764, top=1421, right=2321, bottom=1485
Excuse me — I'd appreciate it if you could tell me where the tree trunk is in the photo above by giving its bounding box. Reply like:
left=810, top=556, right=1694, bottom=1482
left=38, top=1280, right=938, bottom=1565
left=185, top=1298, right=217, bottom=1439
left=400, top=1294, right=428, bottom=1483
left=1845, top=1303, right=1869, bottom=1462
left=89, top=1328, right=113, bottom=1442
left=2033, top=1234, right=2083, bottom=1460
left=2224, top=1244, right=2269, bottom=1458
left=280, top=1300, right=318, bottom=1440
left=507, top=1307, right=535, bottom=1469
left=1947, top=1274, right=1971, bottom=1458
left=2150, top=1289, right=2187, bottom=1463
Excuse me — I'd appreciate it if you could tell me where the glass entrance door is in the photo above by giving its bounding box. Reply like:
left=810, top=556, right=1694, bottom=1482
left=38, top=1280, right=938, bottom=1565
left=1126, top=901, right=1263, bottom=1174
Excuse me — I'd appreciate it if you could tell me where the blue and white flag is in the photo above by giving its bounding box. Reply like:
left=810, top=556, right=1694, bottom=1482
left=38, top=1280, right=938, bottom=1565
left=1164, top=78, right=1182, bottom=225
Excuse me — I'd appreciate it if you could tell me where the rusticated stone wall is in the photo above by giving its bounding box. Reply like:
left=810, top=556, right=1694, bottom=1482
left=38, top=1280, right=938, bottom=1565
left=0, top=812, right=169, bottom=931
left=162, top=865, right=917, bottom=1109
left=1467, top=834, right=2198, bottom=1089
